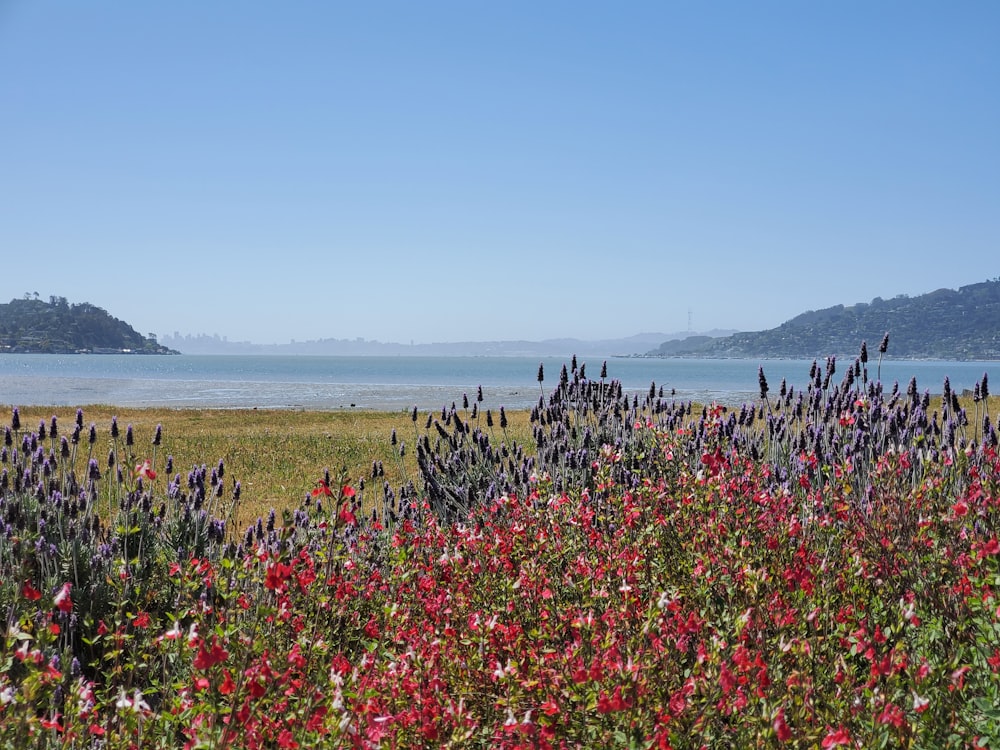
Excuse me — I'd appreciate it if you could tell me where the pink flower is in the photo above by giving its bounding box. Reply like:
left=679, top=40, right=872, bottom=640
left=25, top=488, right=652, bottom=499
left=135, top=459, right=157, bottom=481
left=53, top=582, right=73, bottom=613
left=773, top=708, right=792, bottom=741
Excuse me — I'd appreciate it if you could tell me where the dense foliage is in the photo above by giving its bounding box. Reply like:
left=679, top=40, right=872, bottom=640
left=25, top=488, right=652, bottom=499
left=651, top=278, right=1000, bottom=359
left=0, top=297, right=174, bottom=354
left=2, top=346, right=1000, bottom=748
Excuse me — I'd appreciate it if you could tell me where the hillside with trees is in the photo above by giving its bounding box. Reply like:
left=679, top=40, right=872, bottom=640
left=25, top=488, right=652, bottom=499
left=650, top=278, right=1000, bottom=360
left=0, top=295, right=176, bottom=354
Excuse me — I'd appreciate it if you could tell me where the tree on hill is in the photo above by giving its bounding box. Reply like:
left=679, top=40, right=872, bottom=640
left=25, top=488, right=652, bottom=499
left=0, top=297, right=177, bottom=354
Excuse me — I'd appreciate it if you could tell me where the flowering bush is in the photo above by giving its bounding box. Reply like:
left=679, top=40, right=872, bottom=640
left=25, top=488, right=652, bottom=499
left=1, top=347, right=999, bottom=748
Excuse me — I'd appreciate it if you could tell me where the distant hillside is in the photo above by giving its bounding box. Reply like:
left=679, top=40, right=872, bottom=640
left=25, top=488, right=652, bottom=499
left=0, top=296, right=176, bottom=354
left=649, top=279, right=1000, bottom=360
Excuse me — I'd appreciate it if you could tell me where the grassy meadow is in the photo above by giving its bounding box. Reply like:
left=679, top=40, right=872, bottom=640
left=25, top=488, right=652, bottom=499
left=3, top=350, right=1000, bottom=748
left=0, top=405, right=534, bottom=529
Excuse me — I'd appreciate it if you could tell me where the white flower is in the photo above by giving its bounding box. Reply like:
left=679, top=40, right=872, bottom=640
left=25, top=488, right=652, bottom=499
left=116, top=688, right=150, bottom=713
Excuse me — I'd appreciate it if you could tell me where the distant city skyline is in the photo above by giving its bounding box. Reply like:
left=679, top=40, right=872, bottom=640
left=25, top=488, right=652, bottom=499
left=2, top=3, right=998, bottom=345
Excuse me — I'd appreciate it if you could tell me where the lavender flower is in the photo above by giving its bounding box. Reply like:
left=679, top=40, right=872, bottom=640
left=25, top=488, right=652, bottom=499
left=758, top=367, right=769, bottom=400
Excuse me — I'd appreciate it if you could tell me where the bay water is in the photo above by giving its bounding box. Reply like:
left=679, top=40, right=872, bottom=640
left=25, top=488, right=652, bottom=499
left=0, top=354, right=995, bottom=412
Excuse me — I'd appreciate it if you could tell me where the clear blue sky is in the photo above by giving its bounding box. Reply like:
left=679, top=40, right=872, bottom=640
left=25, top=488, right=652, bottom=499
left=2, top=2, right=998, bottom=345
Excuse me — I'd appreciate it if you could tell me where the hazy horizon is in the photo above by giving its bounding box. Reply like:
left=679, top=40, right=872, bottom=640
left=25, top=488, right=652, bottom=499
left=157, top=327, right=735, bottom=347
left=3, top=3, right=998, bottom=346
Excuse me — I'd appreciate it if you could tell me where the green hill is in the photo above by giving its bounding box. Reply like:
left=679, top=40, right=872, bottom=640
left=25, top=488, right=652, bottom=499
left=651, top=278, right=1000, bottom=360
left=0, top=296, right=176, bottom=354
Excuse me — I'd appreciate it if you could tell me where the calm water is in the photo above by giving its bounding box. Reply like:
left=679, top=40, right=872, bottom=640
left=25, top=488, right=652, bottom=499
left=0, top=354, right=995, bottom=411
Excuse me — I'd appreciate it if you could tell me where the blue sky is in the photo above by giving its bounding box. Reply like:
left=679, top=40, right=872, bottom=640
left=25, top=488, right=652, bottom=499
left=2, top=2, right=998, bottom=345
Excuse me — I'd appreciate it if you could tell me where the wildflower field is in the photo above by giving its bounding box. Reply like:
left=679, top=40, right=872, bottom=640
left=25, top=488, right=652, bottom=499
left=2, top=345, right=1000, bottom=748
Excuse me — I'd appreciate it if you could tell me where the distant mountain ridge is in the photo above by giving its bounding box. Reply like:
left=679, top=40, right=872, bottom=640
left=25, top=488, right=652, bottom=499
left=649, top=279, right=1000, bottom=360
left=0, top=296, right=176, bottom=354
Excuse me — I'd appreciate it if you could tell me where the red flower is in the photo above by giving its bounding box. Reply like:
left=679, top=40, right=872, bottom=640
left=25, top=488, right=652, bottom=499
left=39, top=715, right=63, bottom=732
left=132, top=611, right=151, bottom=628
left=700, top=447, right=725, bottom=477
left=265, top=561, right=293, bottom=592
left=312, top=479, right=333, bottom=498
left=219, top=670, right=236, bottom=695
left=342, top=485, right=356, bottom=498
left=193, top=637, right=229, bottom=670
left=53, top=582, right=73, bottom=613
left=877, top=702, right=905, bottom=728
left=821, top=727, right=851, bottom=748
left=135, top=459, right=157, bottom=481
left=22, top=581, right=42, bottom=601
left=988, top=648, right=1000, bottom=671
left=540, top=697, right=559, bottom=717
